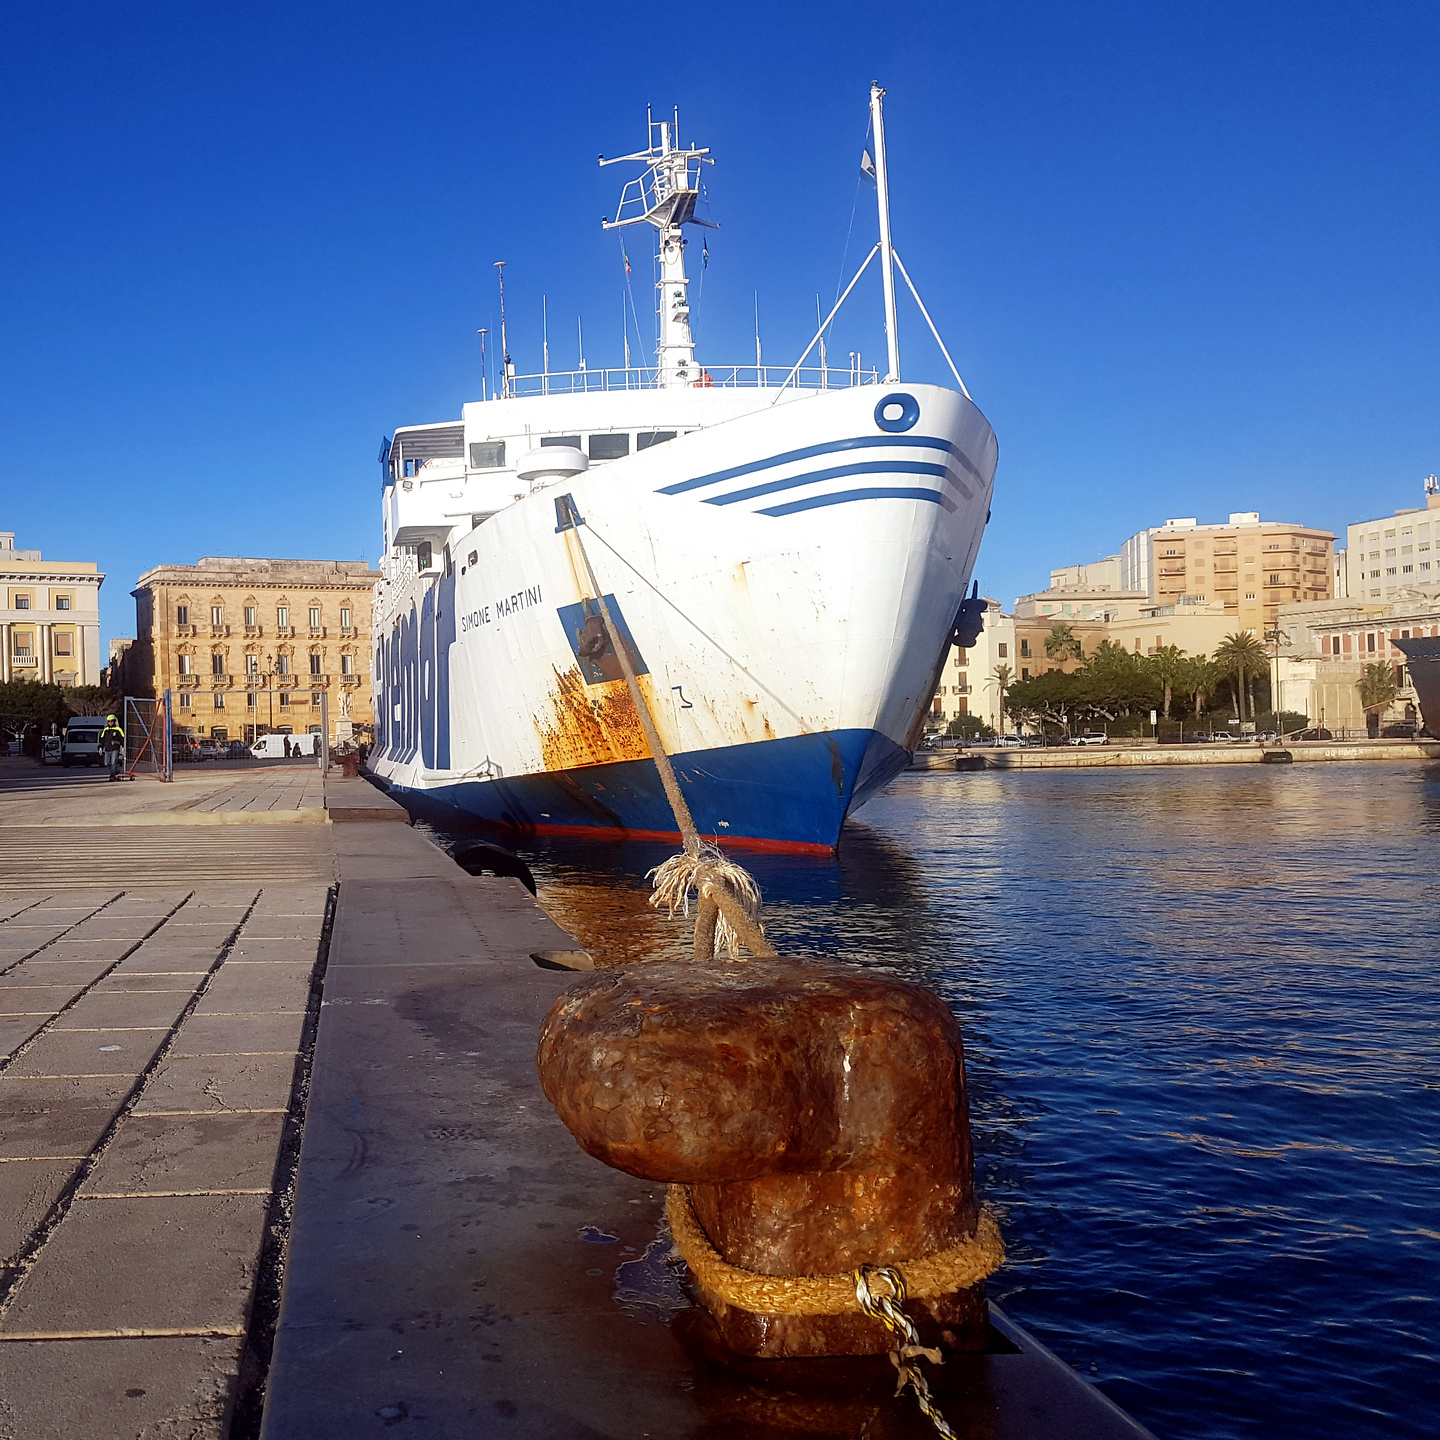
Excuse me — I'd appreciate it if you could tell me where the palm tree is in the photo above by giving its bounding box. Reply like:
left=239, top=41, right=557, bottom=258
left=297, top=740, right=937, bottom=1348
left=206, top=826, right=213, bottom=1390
left=1358, top=661, right=1399, bottom=738
left=1213, top=631, right=1269, bottom=724
left=987, top=663, right=1014, bottom=729
left=1044, top=622, right=1084, bottom=663
left=1147, top=644, right=1187, bottom=721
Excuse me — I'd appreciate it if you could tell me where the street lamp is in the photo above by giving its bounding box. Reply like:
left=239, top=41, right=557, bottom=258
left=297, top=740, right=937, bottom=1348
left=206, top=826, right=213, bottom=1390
left=1264, top=626, right=1289, bottom=733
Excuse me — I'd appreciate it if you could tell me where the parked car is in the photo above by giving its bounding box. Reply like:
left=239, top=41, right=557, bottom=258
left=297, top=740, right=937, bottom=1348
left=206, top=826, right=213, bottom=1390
left=995, top=734, right=1025, bottom=748
left=1380, top=722, right=1417, bottom=739
left=40, top=734, right=63, bottom=765
left=1071, top=731, right=1109, bottom=746
left=224, top=740, right=249, bottom=759
left=196, top=740, right=219, bottom=760
left=62, top=715, right=106, bottom=766
left=1290, top=727, right=1333, bottom=742
left=171, top=737, right=201, bottom=763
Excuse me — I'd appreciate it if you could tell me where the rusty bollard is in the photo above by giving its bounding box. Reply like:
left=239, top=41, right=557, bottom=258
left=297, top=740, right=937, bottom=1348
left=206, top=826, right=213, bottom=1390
left=537, top=960, right=997, bottom=1358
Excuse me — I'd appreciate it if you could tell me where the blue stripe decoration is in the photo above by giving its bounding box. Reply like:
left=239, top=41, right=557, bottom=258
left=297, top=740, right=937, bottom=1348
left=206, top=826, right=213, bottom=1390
left=758, top=487, right=947, bottom=518
left=657, top=433, right=978, bottom=496
left=704, top=458, right=951, bottom=506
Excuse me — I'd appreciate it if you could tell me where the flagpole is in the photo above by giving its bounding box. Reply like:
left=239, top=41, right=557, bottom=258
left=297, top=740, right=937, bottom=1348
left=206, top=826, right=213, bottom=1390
left=869, top=82, right=901, bottom=382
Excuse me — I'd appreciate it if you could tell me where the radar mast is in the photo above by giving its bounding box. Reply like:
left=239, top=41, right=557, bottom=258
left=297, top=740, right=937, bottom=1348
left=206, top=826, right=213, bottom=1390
left=601, top=109, right=715, bottom=389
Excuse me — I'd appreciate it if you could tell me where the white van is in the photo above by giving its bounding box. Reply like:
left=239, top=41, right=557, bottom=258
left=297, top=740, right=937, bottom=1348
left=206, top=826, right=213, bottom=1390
left=250, top=733, right=320, bottom=760
left=63, top=716, right=107, bottom=767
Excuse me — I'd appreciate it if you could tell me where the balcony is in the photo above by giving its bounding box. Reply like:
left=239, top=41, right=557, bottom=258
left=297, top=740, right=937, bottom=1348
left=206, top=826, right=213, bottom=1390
left=309, top=626, right=326, bottom=639
left=210, top=675, right=233, bottom=688
left=209, top=625, right=230, bottom=638
left=245, top=625, right=263, bottom=638
left=340, top=673, right=362, bottom=686
left=339, top=626, right=358, bottom=638
left=275, top=626, right=296, bottom=639
left=11, top=654, right=37, bottom=669
left=306, top=673, right=331, bottom=686
left=176, top=673, right=200, bottom=688
left=175, top=624, right=198, bottom=637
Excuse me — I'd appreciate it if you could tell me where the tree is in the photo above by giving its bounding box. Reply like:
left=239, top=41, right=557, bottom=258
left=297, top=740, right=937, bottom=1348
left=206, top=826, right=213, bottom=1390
left=0, top=680, right=69, bottom=749
left=987, top=664, right=1014, bottom=728
left=1044, top=622, right=1084, bottom=662
left=1213, top=631, right=1269, bottom=724
left=1358, top=661, right=1399, bottom=738
left=1180, top=654, right=1222, bottom=719
left=1146, top=645, right=1188, bottom=720
left=946, top=713, right=996, bottom=742
left=65, top=686, right=118, bottom=716
left=1006, top=668, right=1082, bottom=734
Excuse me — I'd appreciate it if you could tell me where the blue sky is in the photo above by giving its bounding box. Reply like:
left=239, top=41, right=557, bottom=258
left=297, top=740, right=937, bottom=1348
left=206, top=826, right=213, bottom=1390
left=3, top=1, right=1437, bottom=649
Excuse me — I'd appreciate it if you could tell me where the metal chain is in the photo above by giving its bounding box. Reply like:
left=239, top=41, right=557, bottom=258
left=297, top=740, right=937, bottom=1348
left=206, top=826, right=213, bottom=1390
left=853, top=1264, right=958, bottom=1440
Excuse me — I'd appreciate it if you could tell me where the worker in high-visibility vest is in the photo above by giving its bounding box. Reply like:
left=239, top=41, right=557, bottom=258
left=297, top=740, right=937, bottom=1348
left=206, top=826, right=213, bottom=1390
left=98, top=715, right=125, bottom=781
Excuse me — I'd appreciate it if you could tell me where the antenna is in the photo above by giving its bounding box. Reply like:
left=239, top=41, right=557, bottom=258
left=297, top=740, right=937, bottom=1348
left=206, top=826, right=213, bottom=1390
left=1427, top=475, right=1440, bottom=497
left=577, top=315, right=586, bottom=371
left=754, top=292, right=762, bottom=373
left=477, top=328, right=489, bottom=402
left=869, top=83, right=900, bottom=382
left=494, top=262, right=513, bottom=397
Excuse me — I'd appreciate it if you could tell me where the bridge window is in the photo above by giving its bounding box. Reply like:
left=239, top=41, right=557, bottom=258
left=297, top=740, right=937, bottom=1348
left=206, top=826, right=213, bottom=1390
left=470, top=441, right=506, bottom=468
left=541, top=435, right=581, bottom=448
left=589, top=434, right=630, bottom=460
left=638, top=431, right=677, bottom=450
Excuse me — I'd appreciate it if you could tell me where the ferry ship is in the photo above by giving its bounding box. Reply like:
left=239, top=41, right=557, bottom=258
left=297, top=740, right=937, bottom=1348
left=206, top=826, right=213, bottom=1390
left=370, top=88, right=998, bottom=852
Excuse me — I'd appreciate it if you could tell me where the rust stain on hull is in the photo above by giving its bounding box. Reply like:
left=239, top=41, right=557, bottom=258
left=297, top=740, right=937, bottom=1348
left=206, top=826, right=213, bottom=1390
left=537, top=664, right=653, bottom=772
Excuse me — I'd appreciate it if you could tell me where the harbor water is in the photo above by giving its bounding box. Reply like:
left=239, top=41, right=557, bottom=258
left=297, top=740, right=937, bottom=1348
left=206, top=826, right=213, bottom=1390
left=415, top=760, right=1440, bottom=1440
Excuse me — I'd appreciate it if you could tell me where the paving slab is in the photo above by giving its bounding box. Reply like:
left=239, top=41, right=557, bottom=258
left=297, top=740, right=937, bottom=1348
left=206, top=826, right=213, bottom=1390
left=0, top=958, right=124, bottom=988
left=0, top=1015, right=49, bottom=1056
left=131, top=922, right=240, bottom=951
left=0, top=1078, right=133, bottom=1159
left=18, top=937, right=145, bottom=967
left=0, top=1192, right=271, bottom=1335
left=0, top=1335, right=242, bottom=1440
left=0, top=987, right=81, bottom=1017
left=6, top=1029, right=170, bottom=1079
left=133, top=1053, right=299, bottom=1114
left=53, top=990, right=197, bottom=1031
left=0, top=895, right=50, bottom=922
left=86, top=1111, right=287, bottom=1195
left=171, top=1011, right=308, bottom=1057
left=100, top=971, right=214, bottom=994
left=0, top=1159, right=75, bottom=1263
left=110, top=949, right=220, bottom=975
left=54, top=917, right=168, bottom=943
left=193, top=964, right=315, bottom=1017
left=167, top=905, right=254, bottom=927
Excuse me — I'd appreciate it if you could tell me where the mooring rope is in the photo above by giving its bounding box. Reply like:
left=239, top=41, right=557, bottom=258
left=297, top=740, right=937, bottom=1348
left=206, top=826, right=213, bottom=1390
left=666, top=1185, right=1005, bottom=1317
left=564, top=520, right=776, bottom=960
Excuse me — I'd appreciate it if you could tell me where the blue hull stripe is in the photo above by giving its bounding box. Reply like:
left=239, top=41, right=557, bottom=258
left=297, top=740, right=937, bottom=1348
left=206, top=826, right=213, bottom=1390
left=657, top=433, right=979, bottom=497
left=398, top=728, right=912, bottom=851
left=704, top=458, right=957, bottom=507
left=758, top=487, right=947, bottom=518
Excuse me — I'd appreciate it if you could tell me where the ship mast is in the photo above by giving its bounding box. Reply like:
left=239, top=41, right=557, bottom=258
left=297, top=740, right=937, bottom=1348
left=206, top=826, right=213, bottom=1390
left=870, top=82, right=901, bottom=382
left=601, top=108, right=715, bottom=389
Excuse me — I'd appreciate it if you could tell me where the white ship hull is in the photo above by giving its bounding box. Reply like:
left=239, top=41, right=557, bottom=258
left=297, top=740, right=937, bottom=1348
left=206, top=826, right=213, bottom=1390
left=371, top=382, right=996, bottom=852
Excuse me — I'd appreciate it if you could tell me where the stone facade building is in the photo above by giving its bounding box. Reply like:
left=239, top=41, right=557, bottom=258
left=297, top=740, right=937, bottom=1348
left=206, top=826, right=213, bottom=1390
left=124, top=558, right=381, bottom=741
left=0, top=531, right=104, bottom=687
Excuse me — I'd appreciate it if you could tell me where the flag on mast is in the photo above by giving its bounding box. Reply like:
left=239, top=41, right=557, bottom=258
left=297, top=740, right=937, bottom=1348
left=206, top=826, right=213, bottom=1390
left=861, top=149, right=877, bottom=186
left=621, top=239, right=632, bottom=276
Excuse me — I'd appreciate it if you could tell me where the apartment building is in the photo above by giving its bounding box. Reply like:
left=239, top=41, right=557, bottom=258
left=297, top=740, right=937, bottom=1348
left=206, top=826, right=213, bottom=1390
left=928, top=600, right=1014, bottom=734
left=124, top=557, right=381, bottom=741
left=1342, top=479, right=1440, bottom=602
left=1120, top=513, right=1334, bottom=633
left=0, top=531, right=104, bottom=686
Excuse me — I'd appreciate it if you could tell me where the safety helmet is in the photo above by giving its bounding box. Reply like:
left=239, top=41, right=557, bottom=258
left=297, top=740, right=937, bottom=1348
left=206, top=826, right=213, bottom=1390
left=107, top=715, right=117, bottom=723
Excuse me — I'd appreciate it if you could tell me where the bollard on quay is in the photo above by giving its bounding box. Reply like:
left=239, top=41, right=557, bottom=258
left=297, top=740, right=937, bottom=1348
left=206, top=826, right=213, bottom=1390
left=537, top=958, right=1003, bottom=1360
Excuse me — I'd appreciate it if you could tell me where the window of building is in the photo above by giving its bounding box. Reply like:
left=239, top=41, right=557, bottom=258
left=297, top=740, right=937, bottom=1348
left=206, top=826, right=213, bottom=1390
left=178, top=691, right=191, bottom=708
left=1330, top=636, right=1340, bottom=655
left=637, top=431, right=677, bottom=450
left=245, top=654, right=258, bottom=675
left=54, top=633, right=72, bottom=656
left=469, top=440, right=506, bottom=468
left=1020, top=639, right=1030, bottom=657
left=340, top=654, right=353, bottom=675
left=1403, top=564, right=1414, bottom=574
left=340, top=607, right=351, bottom=629
left=309, top=652, right=321, bottom=675
left=176, top=604, right=188, bottom=624
left=244, top=606, right=256, bottom=627
left=589, top=434, right=631, bottom=460
left=178, top=654, right=192, bottom=675
left=279, top=692, right=290, bottom=708
left=997, top=642, right=1008, bottom=658
left=211, top=606, right=223, bottom=626
left=213, top=728, right=228, bottom=739
left=309, top=607, right=321, bottom=629
left=1245, top=593, right=1256, bottom=599
left=277, top=606, right=289, bottom=628
left=1021, top=667, right=1031, bottom=681
left=311, top=691, right=322, bottom=708
left=1268, top=574, right=1280, bottom=584
left=276, top=654, right=290, bottom=675
left=212, top=653, right=224, bottom=675
left=1387, top=567, right=1397, bottom=576
left=214, top=692, right=225, bottom=710
left=1367, top=634, right=1376, bottom=652
left=55, top=596, right=70, bottom=611
left=247, top=691, right=256, bottom=709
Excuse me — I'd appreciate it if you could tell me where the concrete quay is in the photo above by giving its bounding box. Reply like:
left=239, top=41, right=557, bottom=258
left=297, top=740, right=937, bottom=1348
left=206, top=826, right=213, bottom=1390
left=912, top=738, right=1440, bottom=770
left=1, top=761, right=1153, bottom=1439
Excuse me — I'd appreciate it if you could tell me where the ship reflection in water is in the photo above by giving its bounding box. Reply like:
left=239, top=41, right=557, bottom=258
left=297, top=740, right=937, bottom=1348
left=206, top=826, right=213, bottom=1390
left=415, top=759, right=1440, bottom=1440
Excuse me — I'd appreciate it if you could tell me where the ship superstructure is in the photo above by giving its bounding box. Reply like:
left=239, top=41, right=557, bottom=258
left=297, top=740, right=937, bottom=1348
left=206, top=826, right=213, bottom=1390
left=371, top=88, right=998, bottom=851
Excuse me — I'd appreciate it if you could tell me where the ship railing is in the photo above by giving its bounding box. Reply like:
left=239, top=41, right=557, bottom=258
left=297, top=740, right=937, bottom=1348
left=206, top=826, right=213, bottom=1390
left=499, top=363, right=882, bottom=398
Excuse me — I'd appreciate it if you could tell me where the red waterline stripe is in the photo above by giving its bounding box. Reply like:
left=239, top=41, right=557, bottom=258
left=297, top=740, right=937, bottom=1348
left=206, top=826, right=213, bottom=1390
left=519, top=821, right=835, bottom=856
